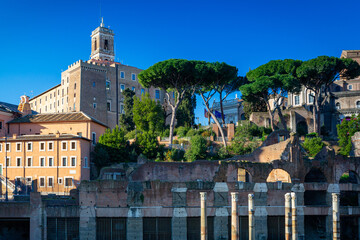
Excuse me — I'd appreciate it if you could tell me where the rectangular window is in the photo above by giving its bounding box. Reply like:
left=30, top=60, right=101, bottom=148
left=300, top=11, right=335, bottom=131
left=58, top=178, right=63, bottom=184
left=27, top=142, right=33, bottom=152
left=40, top=157, right=46, bottom=167
left=106, top=80, right=111, bottom=90
left=120, top=71, right=125, bottom=79
left=155, top=90, right=160, bottom=99
left=61, top=141, right=67, bottom=151
left=48, top=177, right=54, bottom=187
left=6, top=143, right=10, bottom=152
left=120, top=84, right=125, bottom=92
left=120, top=104, right=124, bottom=114
left=84, top=157, right=88, bottom=168
left=40, top=142, right=45, bottom=151
left=132, top=87, right=136, bottom=92
left=70, top=141, right=76, bottom=150
left=16, top=157, right=21, bottom=167
left=26, top=177, right=32, bottom=185
left=65, top=177, right=73, bottom=187
left=16, top=143, right=21, bottom=152
left=309, top=94, right=314, bottom=104
left=141, top=88, right=145, bottom=95
left=96, top=218, right=127, bottom=240
left=143, top=218, right=172, bottom=239
left=62, top=157, right=67, bottom=167
left=48, top=157, right=54, bottom=167
left=92, top=132, right=96, bottom=145
left=0, top=121, right=2, bottom=130
left=27, top=157, right=32, bottom=167
left=107, top=101, right=111, bottom=111
left=0, top=143, right=2, bottom=152
left=71, top=157, right=76, bottom=167
left=131, top=73, right=136, bottom=81
left=47, top=217, right=80, bottom=240
left=5, top=157, right=10, bottom=167
left=39, top=177, right=45, bottom=187
left=294, top=95, right=300, bottom=105
left=48, top=142, right=54, bottom=151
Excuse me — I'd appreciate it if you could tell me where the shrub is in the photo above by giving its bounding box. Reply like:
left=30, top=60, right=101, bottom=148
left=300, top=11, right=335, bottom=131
left=125, top=130, right=136, bottom=140
left=176, top=126, right=190, bottom=138
left=173, top=139, right=179, bottom=144
left=337, top=116, right=360, bottom=156
left=201, top=129, right=215, bottom=138
left=165, top=149, right=185, bottom=161
left=185, top=135, right=207, bottom=162
left=217, top=147, right=232, bottom=159
left=302, top=133, right=324, bottom=157
left=135, top=131, right=160, bottom=159
left=186, top=129, right=198, bottom=137
left=160, top=129, right=170, bottom=138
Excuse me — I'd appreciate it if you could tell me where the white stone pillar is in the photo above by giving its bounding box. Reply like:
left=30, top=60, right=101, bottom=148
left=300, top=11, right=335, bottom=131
left=200, top=192, right=207, bottom=240
left=231, top=192, right=239, bottom=240
left=332, top=193, right=340, bottom=240
left=291, top=192, right=297, bottom=240
left=285, top=193, right=292, bottom=240
left=248, top=193, right=255, bottom=240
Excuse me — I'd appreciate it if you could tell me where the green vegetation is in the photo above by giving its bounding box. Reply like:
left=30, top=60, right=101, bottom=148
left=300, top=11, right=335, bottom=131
left=302, top=133, right=325, bottom=157
left=135, top=131, right=161, bottom=160
left=133, top=93, right=164, bottom=133
left=176, top=90, right=196, bottom=128
left=297, top=56, right=360, bottom=134
left=337, top=116, right=360, bottom=156
left=119, top=88, right=135, bottom=132
left=92, top=126, right=130, bottom=169
left=241, top=59, right=302, bottom=131
left=185, top=135, right=208, bottom=162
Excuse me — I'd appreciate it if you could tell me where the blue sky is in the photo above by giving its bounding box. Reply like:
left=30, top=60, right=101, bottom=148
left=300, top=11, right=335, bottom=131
left=1, top=0, right=360, bottom=125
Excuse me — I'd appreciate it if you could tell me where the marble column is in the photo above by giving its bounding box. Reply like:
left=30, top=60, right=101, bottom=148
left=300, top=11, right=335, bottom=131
left=285, top=193, right=292, bottom=240
left=248, top=193, right=255, bottom=240
left=291, top=192, right=297, bottom=240
left=231, top=192, right=239, bottom=240
left=200, top=192, right=207, bottom=240
left=332, top=193, right=340, bottom=240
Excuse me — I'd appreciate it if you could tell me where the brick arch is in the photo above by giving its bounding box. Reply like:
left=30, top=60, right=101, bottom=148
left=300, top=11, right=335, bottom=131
left=266, top=169, right=292, bottom=183
left=304, top=168, right=327, bottom=183
left=339, top=170, right=359, bottom=184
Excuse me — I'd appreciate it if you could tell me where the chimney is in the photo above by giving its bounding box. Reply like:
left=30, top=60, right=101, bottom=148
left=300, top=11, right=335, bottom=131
left=12, top=134, right=17, bottom=139
left=18, top=95, right=32, bottom=116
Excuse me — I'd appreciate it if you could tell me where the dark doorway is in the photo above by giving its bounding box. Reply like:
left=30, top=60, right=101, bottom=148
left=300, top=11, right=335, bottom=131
left=0, top=218, right=30, bottom=240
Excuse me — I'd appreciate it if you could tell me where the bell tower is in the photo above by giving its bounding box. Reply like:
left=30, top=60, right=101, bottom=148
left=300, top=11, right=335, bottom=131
left=90, top=18, right=115, bottom=61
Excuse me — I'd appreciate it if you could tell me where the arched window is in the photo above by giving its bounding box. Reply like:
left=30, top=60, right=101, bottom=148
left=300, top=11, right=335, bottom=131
left=308, top=94, right=314, bottom=104
left=335, top=102, right=341, bottom=110
left=356, top=101, right=360, bottom=109
left=266, top=169, right=291, bottom=183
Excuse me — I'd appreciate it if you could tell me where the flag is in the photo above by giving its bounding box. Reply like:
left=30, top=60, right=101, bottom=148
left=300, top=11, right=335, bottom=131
left=215, top=110, right=222, bottom=119
left=204, top=109, right=209, bottom=118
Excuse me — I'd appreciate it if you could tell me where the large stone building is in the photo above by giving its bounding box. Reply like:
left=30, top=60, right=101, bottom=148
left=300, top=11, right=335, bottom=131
left=0, top=97, right=107, bottom=196
left=29, top=19, right=170, bottom=129
left=0, top=131, right=359, bottom=239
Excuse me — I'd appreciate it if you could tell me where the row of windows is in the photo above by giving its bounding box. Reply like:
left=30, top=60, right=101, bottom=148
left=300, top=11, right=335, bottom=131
left=335, top=101, right=360, bottom=110
left=103, top=73, right=137, bottom=91
left=294, top=94, right=314, bottom=105
left=31, top=87, right=68, bottom=108
left=0, top=141, right=77, bottom=152
left=37, top=176, right=73, bottom=187
left=4, top=156, right=87, bottom=167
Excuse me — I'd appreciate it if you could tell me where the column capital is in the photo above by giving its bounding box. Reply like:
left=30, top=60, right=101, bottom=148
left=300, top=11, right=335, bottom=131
left=248, top=193, right=254, bottom=200
left=285, top=192, right=291, bottom=201
left=200, top=192, right=207, bottom=201
left=231, top=192, right=239, bottom=202
left=332, top=192, right=340, bottom=202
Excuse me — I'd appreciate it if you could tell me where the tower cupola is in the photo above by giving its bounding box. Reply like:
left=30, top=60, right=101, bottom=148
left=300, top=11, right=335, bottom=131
left=90, top=18, right=115, bottom=61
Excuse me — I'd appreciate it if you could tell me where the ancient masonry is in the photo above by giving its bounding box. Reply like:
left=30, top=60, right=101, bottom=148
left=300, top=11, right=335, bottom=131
left=1, top=131, right=360, bottom=239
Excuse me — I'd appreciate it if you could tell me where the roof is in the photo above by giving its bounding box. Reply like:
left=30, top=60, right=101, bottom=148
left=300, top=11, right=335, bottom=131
left=0, top=101, right=20, bottom=113
left=30, top=84, right=61, bottom=100
left=7, top=111, right=108, bottom=127
left=0, top=134, right=90, bottom=142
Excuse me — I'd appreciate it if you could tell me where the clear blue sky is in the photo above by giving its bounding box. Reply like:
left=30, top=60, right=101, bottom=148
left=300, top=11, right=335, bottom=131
left=1, top=0, right=360, bottom=125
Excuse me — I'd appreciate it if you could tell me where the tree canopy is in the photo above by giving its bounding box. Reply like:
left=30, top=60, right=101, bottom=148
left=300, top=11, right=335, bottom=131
left=241, top=59, right=302, bottom=130
left=297, top=56, right=360, bottom=134
left=119, top=88, right=135, bottom=132
left=138, top=59, right=201, bottom=145
left=133, top=93, right=164, bottom=133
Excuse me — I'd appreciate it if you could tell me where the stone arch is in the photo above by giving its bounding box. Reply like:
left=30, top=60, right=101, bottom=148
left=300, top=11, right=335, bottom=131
left=266, top=169, right=291, bottom=183
left=304, top=168, right=327, bottom=183
left=237, top=168, right=251, bottom=182
left=296, top=120, right=308, bottom=136
left=339, top=170, right=359, bottom=184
